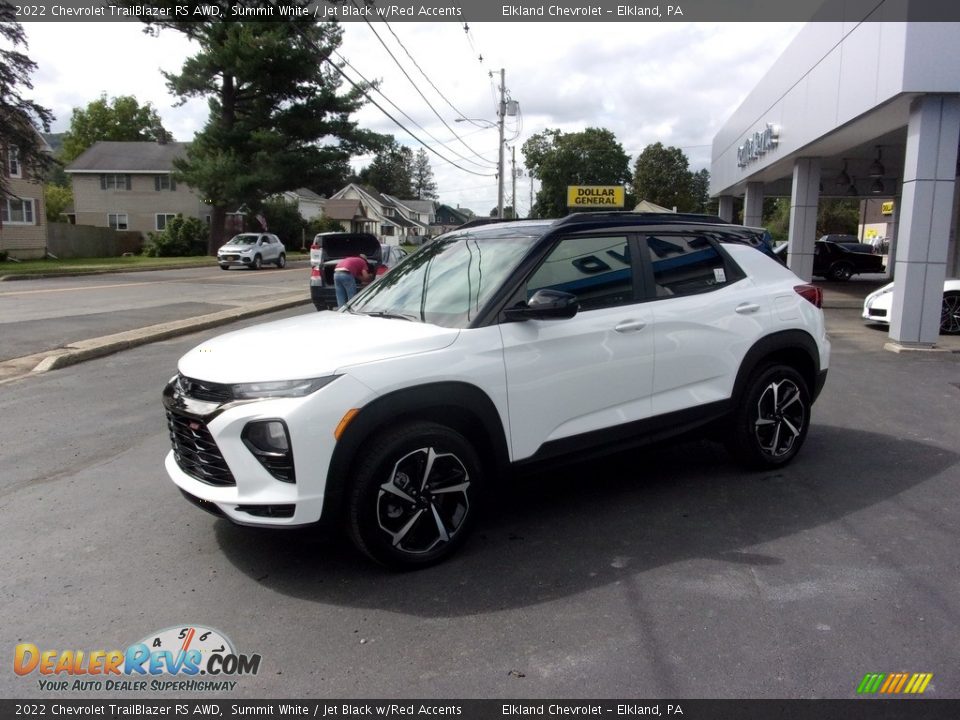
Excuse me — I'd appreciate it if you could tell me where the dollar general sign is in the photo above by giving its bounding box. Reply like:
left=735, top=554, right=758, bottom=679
left=567, top=186, right=625, bottom=208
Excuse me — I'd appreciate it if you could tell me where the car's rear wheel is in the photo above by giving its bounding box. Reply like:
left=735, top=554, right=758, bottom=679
left=941, top=291, right=960, bottom=335
left=828, top=262, right=853, bottom=281
left=346, top=421, right=482, bottom=569
left=728, top=364, right=810, bottom=469
left=250, top=254, right=262, bottom=270
left=276, top=253, right=286, bottom=269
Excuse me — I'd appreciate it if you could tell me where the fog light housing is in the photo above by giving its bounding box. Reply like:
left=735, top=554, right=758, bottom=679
left=242, top=420, right=295, bottom=483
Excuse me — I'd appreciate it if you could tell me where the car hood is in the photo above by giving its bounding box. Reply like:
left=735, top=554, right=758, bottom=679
left=218, top=244, right=251, bottom=251
left=178, top=311, right=460, bottom=384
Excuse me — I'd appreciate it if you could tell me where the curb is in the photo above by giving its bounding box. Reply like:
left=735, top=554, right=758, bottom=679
left=0, top=293, right=312, bottom=385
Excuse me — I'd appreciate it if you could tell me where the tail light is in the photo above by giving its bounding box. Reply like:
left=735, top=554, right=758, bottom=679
left=310, top=266, right=321, bottom=280
left=794, top=284, right=822, bottom=308
left=310, top=242, right=319, bottom=251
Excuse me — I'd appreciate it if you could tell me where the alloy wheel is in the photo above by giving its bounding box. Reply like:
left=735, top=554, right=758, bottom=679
left=753, top=378, right=806, bottom=458
left=376, top=447, right=471, bottom=555
left=941, top=293, right=960, bottom=334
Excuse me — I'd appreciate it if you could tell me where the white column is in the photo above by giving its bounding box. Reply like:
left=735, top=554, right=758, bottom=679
left=718, top=196, right=734, bottom=223
left=786, top=158, right=821, bottom=281
left=743, top=182, right=764, bottom=228
left=889, top=95, right=960, bottom=347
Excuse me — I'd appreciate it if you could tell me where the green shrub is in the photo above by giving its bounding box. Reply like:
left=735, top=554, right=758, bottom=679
left=144, top=215, right=209, bottom=257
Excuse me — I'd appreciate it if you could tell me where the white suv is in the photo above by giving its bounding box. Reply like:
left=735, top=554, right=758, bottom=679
left=164, top=214, right=830, bottom=568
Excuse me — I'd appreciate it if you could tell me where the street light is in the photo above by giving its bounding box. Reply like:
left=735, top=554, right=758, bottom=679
left=456, top=115, right=505, bottom=219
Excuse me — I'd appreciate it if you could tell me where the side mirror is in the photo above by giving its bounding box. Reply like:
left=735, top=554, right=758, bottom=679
left=504, top=289, right=579, bottom=321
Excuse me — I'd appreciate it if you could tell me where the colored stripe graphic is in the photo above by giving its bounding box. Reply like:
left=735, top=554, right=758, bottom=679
left=857, top=672, right=932, bottom=694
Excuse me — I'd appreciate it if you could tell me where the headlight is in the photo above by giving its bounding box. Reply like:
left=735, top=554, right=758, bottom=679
left=232, top=376, right=338, bottom=400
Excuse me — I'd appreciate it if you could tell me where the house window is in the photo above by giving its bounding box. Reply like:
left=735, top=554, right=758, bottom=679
left=100, top=174, right=131, bottom=190
left=383, top=207, right=395, bottom=217
left=1, top=197, right=35, bottom=224
left=154, top=175, right=176, bottom=191
left=156, top=213, right=177, bottom=231
left=8, top=147, right=21, bottom=178
left=108, top=213, right=129, bottom=230
left=382, top=224, right=395, bottom=236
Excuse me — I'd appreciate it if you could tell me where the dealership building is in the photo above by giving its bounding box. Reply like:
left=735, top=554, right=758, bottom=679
left=711, top=15, right=959, bottom=347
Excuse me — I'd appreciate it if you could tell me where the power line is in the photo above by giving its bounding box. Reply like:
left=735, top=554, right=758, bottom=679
left=332, top=49, right=496, bottom=171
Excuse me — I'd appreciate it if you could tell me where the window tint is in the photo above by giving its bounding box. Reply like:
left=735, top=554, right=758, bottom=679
left=527, top=235, right=633, bottom=311
left=643, top=235, right=731, bottom=297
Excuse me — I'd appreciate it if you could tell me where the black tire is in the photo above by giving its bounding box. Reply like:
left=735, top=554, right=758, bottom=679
left=941, top=291, right=960, bottom=335
left=219, top=264, right=229, bottom=270
left=728, top=364, right=811, bottom=470
left=276, top=253, right=286, bottom=268
left=828, top=262, right=853, bottom=281
left=250, top=254, right=262, bottom=270
left=346, top=421, right=482, bottom=569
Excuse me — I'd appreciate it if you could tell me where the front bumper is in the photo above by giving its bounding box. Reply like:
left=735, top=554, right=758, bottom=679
left=162, top=373, right=375, bottom=528
left=219, top=254, right=254, bottom=266
left=862, top=288, right=893, bottom=325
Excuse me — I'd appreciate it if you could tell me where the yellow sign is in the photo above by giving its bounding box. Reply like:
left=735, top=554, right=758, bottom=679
left=881, top=201, right=894, bottom=215
left=567, top=185, right=625, bottom=208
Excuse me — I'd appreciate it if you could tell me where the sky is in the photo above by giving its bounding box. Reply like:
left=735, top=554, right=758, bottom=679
left=21, top=20, right=803, bottom=216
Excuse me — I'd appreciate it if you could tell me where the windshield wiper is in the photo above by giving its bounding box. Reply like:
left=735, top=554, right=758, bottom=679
left=358, top=310, right=417, bottom=321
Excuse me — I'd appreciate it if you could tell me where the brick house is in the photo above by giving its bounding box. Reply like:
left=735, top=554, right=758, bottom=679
left=1, top=140, right=49, bottom=259
left=65, top=141, right=212, bottom=237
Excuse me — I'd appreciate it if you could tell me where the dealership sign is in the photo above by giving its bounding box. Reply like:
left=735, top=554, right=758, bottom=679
left=567, top=185, right=625, bottom=207
left=737, top=123, right=780, bottom=168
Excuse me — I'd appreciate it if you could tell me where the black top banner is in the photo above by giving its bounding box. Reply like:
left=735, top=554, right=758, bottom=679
left=7, top=0, right=960, bottom=23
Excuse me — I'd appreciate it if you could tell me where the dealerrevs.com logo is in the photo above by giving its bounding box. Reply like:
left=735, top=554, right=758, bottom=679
left=14, top=625, right=261, bottom=692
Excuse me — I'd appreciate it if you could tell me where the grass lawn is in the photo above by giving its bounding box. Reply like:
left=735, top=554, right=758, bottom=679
left=0, top=253, right=309, bottom=278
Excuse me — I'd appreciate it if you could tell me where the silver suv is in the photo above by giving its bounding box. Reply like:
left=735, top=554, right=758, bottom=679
left=218, top=233, right=286, bottom=270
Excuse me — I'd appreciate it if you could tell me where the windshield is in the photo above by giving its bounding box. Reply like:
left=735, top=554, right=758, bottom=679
left=228, top=235, right=259, bottom=246
left=347, top=234, right=534, bottom=328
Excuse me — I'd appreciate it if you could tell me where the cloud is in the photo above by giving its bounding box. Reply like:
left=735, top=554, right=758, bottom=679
left=22, top=20, right=802, bottom=215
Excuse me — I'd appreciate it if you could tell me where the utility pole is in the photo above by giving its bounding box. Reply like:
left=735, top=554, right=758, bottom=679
left=497, top=68, right=505, bottom=220
left=510, top=145, right=517, bottom=220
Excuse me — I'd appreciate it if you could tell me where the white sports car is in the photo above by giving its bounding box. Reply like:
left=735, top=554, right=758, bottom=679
left=862, top=279, right=960, bottom=334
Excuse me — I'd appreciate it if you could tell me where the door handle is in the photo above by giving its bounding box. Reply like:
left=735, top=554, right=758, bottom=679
left=735, top=302, right=760, bottom=314
left=614, top=319, right=647, bottom=333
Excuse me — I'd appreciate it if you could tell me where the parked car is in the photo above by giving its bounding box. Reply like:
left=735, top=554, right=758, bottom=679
left=814, top=239, right=885, bottom=280
left=218, top=233, right=286, bottom=270
left=163, top=213, right=830, bottom=568
left=819, top=234, right=877, bottom=255
left=376, top=244, right=408, bottom=277
left=309, top=232, right=382, bottom=310
left=863, top=278, right=960, bottom=334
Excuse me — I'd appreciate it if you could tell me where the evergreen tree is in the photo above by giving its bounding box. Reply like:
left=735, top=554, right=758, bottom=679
left=411, top=148, right=438, bottom=200
left=129, top=2, right=383, bottom=253
left=358, top=139, right=414, bottom=198
left=0, top=2, right=55, bottom=199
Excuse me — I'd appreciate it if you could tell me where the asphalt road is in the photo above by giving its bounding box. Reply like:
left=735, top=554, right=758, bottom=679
left=1, top=307, right=958, bottom=700
left=0, top=262, right=309, bottom=362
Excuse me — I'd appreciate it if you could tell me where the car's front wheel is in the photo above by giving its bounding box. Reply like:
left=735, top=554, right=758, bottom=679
left=728, top=364, right=811, bottom=469
left=250, top=254, right=262, bottom=270
left=219, top=264, right=229, bottom=270
left=941, top=291, right=960, bottom=334
left=346, top=421, right=482, bottom=569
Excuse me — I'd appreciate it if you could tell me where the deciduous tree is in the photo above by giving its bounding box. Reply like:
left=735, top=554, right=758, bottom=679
left=61, top=94, right=171, bottom=162
left=522, top=128, right=631, bottom=218
left=633, top=142, right=695, bottom=212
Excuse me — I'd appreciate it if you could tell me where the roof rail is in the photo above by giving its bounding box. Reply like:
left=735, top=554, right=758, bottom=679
left=555, top=211, right=733, bottom=227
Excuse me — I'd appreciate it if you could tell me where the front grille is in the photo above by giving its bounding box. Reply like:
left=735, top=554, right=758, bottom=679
left=178, top=374, right=234, bottom=404
left=167, top=410, right=235, bottom=486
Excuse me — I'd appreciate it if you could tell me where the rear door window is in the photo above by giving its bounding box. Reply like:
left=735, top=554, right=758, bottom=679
left=640, top=234, right=742, bottom=297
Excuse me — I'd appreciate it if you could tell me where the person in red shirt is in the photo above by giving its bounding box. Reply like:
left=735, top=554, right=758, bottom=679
left=333, top=254, right=371, bottom=307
